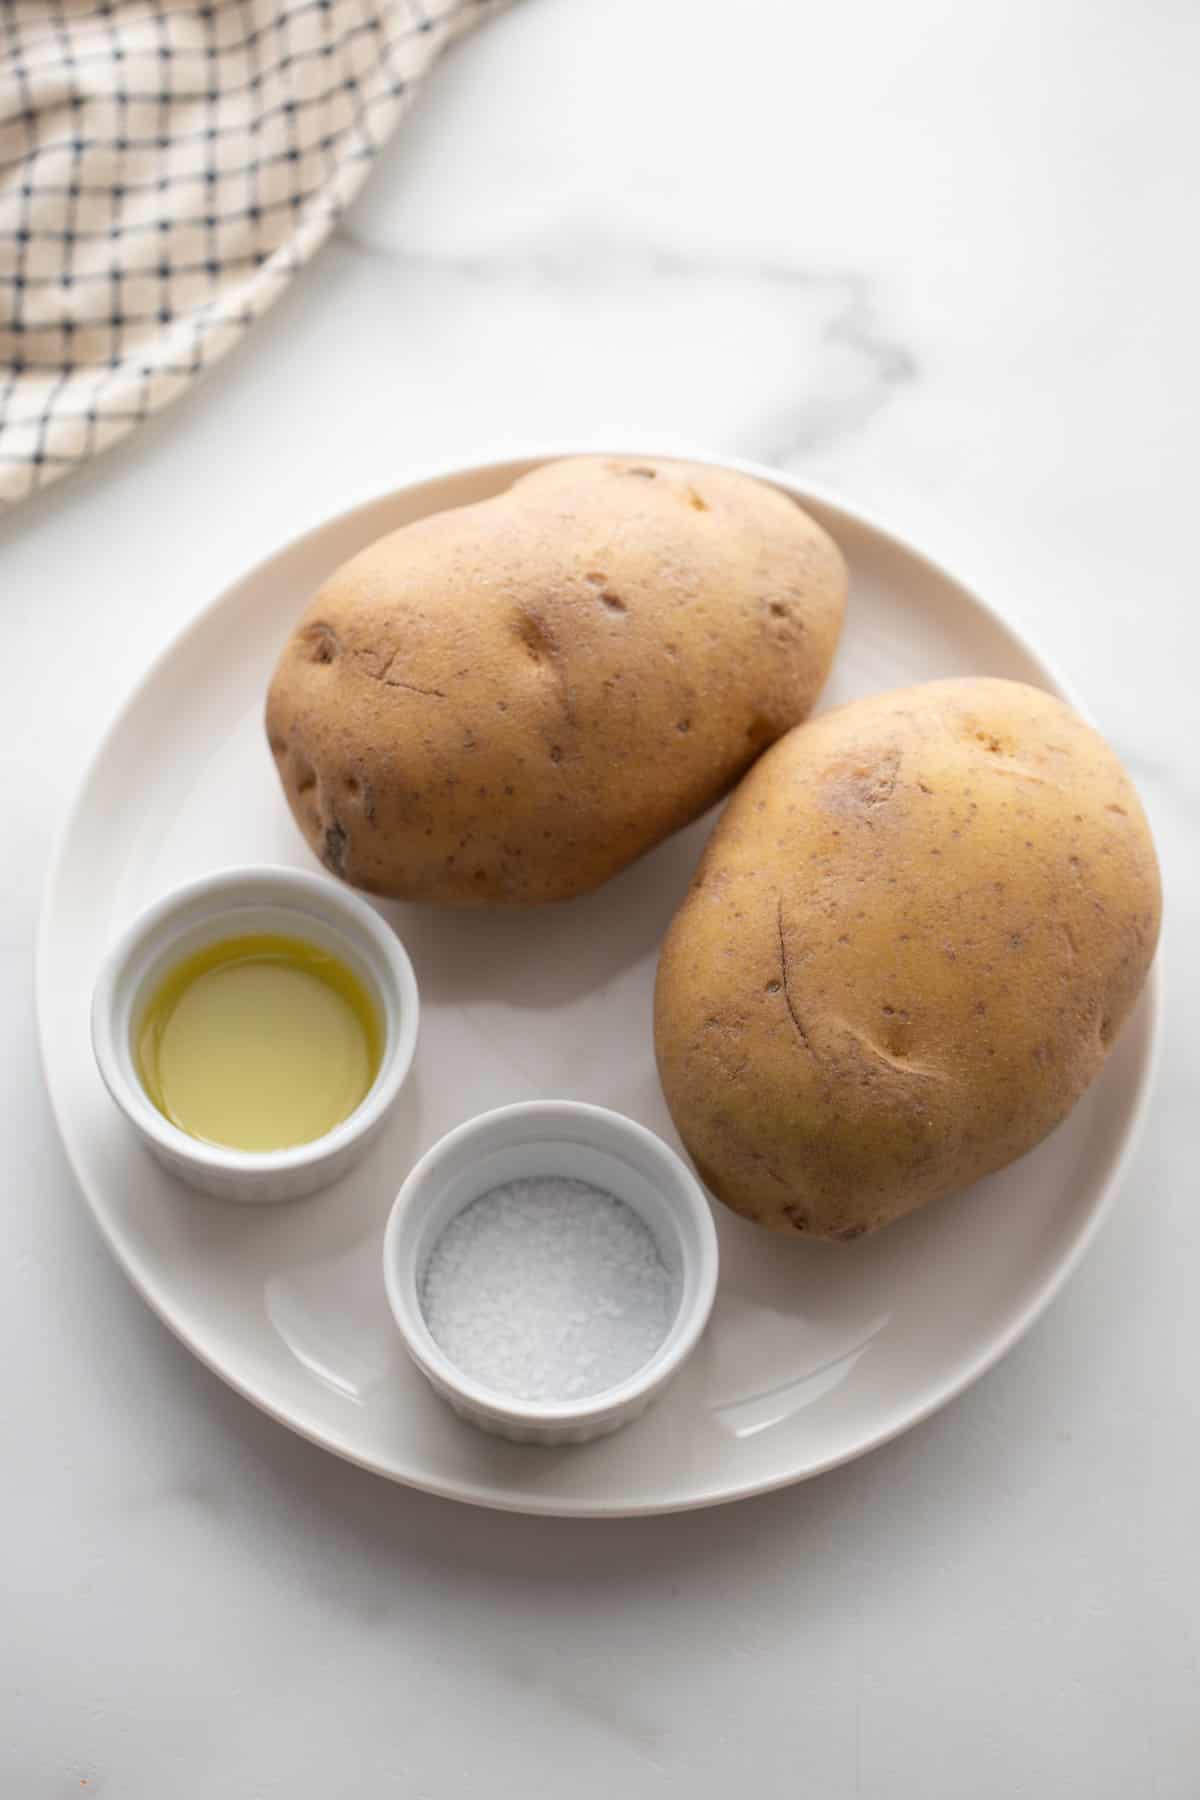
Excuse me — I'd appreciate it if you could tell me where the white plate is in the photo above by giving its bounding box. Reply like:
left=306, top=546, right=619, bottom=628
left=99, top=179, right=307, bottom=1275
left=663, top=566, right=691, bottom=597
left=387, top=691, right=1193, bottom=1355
left=37, top=451, right=1160, bottom=1517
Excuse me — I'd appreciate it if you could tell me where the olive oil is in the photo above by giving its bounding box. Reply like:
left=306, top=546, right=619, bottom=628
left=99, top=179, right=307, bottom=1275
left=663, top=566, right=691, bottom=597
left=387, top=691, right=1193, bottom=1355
left=136, top=934, right=383, bottom=1152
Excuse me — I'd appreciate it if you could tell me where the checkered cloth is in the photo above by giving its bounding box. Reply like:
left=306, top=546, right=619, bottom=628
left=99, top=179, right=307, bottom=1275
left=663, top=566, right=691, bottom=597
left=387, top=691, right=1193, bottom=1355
left=0, top=0, right=505, bottom=505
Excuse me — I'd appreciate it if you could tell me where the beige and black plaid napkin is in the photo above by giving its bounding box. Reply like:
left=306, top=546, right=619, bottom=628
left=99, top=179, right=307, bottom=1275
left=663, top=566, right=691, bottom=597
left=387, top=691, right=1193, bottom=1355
left=0, top=0, right=504, bottom=506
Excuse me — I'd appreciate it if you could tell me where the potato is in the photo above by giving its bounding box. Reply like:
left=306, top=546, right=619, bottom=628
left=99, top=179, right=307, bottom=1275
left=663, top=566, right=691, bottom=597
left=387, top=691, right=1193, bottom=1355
left=654, top=678, right=1161, bottom=1240
left=265, top=456, right=846, bottom=904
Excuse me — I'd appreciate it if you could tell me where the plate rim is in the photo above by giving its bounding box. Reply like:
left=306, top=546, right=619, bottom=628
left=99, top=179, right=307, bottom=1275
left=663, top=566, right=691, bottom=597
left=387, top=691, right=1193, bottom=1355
left=36, top=444, right=1164, bottom=1517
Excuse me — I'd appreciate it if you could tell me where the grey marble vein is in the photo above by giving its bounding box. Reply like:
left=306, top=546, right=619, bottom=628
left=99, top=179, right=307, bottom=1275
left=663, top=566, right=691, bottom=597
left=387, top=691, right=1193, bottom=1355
left=335, top=223, right=917, bottom=461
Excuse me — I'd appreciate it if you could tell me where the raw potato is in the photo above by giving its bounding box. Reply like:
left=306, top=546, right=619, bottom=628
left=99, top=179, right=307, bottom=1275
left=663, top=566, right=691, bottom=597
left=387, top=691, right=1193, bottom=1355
left=654, top=678, right=1161, bottom=1240
left=265, top=457, right=846, bottom=904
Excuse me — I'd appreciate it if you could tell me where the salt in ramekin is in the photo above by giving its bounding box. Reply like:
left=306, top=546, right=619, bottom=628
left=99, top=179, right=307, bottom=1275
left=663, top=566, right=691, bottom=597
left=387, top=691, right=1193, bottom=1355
left=382, top=1100, right=719, bottom=1446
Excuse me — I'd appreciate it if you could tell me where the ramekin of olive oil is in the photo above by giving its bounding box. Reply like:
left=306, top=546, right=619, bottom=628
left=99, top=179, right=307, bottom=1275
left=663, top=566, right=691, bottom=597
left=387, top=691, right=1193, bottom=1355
left=136, top=933, right=383, bottom=1153
left=92, top=867, right=420, bottom=1202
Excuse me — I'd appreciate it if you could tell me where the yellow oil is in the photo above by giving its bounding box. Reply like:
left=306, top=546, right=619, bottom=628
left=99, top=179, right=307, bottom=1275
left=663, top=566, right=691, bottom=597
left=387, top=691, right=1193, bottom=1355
left=136, top=934, right=383, bottom=1153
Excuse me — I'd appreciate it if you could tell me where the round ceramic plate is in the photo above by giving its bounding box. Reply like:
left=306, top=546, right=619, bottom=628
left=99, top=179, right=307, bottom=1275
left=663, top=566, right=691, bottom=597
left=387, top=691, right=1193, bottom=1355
left=38, top=451, right=1160, bottom=1517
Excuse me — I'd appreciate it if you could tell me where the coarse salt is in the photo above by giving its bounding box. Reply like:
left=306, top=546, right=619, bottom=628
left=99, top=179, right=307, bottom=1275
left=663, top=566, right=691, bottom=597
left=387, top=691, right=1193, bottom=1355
left=420, top=1176, right=678, bottom=1403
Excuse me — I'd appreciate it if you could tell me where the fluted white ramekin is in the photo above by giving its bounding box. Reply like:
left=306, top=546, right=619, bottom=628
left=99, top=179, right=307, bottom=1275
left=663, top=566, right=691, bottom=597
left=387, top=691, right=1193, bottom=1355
left=91, top=865, right=419, bottom=1202
left=383, top=1100, right=719, bottom=1446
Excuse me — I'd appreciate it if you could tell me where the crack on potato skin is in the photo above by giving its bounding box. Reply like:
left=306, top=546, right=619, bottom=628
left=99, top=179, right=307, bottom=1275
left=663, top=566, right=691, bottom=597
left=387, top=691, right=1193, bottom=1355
left=990, top=759, right=1051, bottom=786
left=352, top=647, right=446, bottom=699
left=776, top=899, right=817, bottom=1058
left=375, top=677, right=447, bottom=700
left=832, top=1018, right=951, bottom=1084
left=750, top=1154, right=791, bottom=1192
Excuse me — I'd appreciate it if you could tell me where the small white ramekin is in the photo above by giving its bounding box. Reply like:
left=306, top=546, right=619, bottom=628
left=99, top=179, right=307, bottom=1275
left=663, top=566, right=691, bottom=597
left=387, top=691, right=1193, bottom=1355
left=382, top=1100, right=719, bottom=1446
left=91, top=865, right=420, bottom=1203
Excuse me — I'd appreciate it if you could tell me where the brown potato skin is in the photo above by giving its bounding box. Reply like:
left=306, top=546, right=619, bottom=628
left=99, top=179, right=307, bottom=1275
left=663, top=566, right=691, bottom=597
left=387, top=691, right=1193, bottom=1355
left=654, top=678, right=1161, bottom=1240
left=264, top=457, right=846, bottom=904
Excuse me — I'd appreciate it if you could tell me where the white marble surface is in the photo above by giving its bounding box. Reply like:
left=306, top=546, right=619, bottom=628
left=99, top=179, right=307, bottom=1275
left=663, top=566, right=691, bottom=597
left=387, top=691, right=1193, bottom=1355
left=3, top=0, right=1198, bottom=1793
